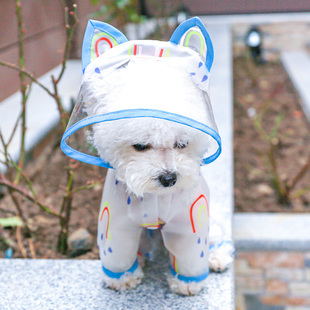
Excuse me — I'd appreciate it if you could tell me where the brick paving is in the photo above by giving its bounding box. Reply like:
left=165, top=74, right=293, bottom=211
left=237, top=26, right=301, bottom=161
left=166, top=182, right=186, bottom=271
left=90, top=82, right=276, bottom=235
left=236, top=251, right=310, bottom=310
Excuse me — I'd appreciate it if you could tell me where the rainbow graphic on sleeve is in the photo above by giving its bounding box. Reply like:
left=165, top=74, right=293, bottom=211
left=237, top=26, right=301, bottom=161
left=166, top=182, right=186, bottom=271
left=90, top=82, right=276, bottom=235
left=99, top=202, right=111, bottom=241
left=172, top=255, right=179, bottom=273
left=190, top=194, right=209, bottom=234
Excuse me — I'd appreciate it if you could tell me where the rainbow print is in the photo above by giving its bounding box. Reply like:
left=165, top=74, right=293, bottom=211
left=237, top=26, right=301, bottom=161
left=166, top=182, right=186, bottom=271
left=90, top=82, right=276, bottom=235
left=190, top=194, right=209, bottom=234
left=99, top=202, right=111, bottom=241
left=184, top=30, right=206, bottom=58
left=128, top=45, right=170, bottom=58
left=140, top=218, right=165, bottom=230
left=172, top=255, right=179, bottom=273
left=155, top=47, right=170, bottom=58
left=91, top=32, right=117, bottom=61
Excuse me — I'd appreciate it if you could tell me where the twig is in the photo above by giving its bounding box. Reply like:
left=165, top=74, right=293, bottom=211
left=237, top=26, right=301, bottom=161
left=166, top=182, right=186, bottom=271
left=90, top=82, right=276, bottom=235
left=9, top=160, right=38, bottom=199
left=0, top=61, right=54, bottom=97
left=7, top=188, right=31, bottom=234
left=16, top=226, right=27, bottom=258
left=14, top=0, right=28, bottom=184
left=71, top=179, right=103, bottom=194
left=287, top=156, right=310, bottom=193
left=0, top=178, right=61, bottom=218
left=57, top=168, right=74, bottom=254
left=51, top=4, right=78, bottom=130
left=28, top=238, right=37, bottom=259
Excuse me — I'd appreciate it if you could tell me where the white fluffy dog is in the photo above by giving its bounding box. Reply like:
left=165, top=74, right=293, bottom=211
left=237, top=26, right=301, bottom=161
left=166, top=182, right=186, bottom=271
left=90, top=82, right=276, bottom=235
left=62, top=17, right=233, bottom=295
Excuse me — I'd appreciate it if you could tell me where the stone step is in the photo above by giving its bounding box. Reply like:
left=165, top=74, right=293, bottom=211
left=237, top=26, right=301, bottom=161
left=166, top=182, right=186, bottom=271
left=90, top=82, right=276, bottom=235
left=234, top=213, right=310, bottom=251
left=281, top=50, right=310, bottom=121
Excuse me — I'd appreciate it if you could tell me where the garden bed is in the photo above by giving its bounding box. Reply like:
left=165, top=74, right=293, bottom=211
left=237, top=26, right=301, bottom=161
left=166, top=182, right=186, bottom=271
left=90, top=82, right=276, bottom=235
left=234, top=55, right=310, bottom=212
left=0, top=132, right=106, bottom=259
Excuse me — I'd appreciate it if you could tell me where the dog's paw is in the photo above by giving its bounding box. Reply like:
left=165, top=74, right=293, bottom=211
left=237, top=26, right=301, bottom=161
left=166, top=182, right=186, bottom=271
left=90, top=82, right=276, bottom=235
left=208, top=241, right=234, bottom=272
left=103, top=265, right=144, bottom=291
left=167, top=276, right=206, bottom=296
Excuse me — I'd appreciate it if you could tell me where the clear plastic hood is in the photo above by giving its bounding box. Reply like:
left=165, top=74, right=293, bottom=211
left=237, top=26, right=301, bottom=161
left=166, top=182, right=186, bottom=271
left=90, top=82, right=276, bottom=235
left=61, top=17, right=221, bottom=169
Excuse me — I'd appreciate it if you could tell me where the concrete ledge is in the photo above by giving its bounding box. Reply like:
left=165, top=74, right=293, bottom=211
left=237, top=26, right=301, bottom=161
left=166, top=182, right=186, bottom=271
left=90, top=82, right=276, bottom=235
left=281, top=50, right=310, bottom=121
left=234, top=213, right=310, bottom=251
left=0, top=253, right=233, bottom=309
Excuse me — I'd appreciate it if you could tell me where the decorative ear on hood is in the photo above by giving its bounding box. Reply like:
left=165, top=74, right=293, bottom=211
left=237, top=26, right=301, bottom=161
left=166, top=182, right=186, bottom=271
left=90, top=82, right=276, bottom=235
left=81, top=17, right=214, bottom=74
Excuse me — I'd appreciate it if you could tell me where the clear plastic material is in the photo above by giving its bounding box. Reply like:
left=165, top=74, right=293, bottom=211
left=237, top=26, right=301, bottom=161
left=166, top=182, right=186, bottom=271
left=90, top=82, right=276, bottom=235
left=61, top=19, right=221, bottom=169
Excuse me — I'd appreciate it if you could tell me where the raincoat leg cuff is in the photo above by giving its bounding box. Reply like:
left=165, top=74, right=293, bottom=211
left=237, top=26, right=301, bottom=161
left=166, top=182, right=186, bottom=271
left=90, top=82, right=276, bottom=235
left=169, top=266, right=209, bottom=283
left=102, top=258, right=138, bottom=279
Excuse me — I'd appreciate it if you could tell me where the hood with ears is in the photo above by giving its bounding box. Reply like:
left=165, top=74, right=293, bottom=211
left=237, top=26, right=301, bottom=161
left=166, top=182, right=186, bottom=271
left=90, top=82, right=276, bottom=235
left=61, top=17, right=221, bottom=169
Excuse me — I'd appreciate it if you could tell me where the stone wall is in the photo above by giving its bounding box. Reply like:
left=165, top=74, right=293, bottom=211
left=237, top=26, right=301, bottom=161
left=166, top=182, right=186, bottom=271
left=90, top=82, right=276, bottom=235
left=236, top=251, right=310, bottom=309
left=0, top=0, right=98, bottom=102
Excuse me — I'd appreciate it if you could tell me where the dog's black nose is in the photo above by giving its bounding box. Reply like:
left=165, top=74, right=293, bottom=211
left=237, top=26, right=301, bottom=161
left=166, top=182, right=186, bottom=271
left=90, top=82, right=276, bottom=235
left=158, top=172, right=177, bottom=188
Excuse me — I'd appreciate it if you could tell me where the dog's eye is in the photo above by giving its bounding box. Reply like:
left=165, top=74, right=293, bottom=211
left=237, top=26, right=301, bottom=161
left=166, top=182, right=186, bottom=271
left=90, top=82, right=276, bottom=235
left=174, top=141, right=189, bottom=149
left=133, top=144, right=151, bottom=152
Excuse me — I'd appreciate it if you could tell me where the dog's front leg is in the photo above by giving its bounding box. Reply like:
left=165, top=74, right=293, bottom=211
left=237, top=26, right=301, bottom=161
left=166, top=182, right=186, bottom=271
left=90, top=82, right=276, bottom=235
left=97, top=171, right=144, bottom=291
left=98, top=210, right=143, bottom=290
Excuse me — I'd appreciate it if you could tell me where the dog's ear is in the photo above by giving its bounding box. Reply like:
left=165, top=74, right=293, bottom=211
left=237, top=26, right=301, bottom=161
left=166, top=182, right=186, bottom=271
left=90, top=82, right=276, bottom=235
left=81, top=20, right=128, bottom=72
left=170, top=17, right=214, bottom=72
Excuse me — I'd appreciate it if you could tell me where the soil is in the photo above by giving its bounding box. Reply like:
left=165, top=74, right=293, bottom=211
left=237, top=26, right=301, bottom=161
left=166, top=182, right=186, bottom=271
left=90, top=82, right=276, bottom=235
left=0, top=136, right=105, bottom=259
left=1, top=47, right=310, bottom=260
left=233, top=55, right=310, bottom=212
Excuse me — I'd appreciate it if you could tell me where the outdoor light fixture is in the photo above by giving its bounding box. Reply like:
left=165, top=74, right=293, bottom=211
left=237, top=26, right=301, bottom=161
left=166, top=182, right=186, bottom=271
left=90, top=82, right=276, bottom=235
left=245, top=26, right=265, bottom=63
left=175, top=5, right=190, bottom=25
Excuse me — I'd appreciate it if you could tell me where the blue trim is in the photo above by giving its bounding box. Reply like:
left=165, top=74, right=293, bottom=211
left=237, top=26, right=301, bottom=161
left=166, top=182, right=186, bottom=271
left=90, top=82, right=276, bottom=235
left=82, top=20, right=128, bottom=72
left=102, top=259, right=138, bottom=279
left=170, top=265, right=209, bottom=283
left=209, top=240, right=234, bottom=251
left=169, top=17, right=214, bottom=72
left=60, top=109, right=222, bottom=168
left=209, top=240, right=235, bottom=256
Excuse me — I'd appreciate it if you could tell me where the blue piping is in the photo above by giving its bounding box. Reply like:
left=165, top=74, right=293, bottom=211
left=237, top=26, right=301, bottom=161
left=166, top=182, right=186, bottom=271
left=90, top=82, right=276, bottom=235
left=102, top=259, right=138, bottom=279
left=61, top=109, right=222, bottom=169
left=170, top=266, right=209, bottom=283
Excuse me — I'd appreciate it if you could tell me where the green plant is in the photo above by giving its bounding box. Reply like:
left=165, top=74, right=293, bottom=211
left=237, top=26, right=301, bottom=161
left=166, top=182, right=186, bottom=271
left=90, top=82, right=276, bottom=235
left=0, top=1, right=101, bottom=257
left=90, top=0, right=144, bottom=32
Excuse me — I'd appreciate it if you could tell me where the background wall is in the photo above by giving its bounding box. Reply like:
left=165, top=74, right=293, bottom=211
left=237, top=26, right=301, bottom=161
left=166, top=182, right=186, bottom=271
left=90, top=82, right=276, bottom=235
left=143, top=0, right=310, bottom=17
left=0, top=0, right=96, bottom=102
left=1, top=0, right=310, bottom=102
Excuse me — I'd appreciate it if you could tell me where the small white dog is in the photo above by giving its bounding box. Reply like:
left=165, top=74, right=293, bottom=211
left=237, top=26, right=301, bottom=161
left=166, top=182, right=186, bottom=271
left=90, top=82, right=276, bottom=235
left=62, top=17, right=233, bottom=295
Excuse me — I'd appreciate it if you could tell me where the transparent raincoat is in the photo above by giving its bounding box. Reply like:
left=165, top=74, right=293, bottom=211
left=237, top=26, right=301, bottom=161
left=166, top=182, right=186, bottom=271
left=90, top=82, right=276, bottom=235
left=61, top=17, right=222, bottom=283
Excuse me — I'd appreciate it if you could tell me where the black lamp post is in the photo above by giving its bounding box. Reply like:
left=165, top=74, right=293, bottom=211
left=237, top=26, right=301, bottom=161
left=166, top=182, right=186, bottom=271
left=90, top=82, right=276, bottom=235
left=245, top=26, right=265, bottom=64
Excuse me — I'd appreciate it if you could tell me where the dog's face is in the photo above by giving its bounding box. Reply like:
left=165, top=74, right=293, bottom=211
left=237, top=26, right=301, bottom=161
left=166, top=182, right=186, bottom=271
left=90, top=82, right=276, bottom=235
left=83, top=59, right=210, bottom=196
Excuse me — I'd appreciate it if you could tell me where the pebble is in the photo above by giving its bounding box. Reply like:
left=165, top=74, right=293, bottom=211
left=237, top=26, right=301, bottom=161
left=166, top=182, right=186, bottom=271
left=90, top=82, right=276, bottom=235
left=256, top=183, right=274, bottom=195
left=68, top=228, right=94, bottom=257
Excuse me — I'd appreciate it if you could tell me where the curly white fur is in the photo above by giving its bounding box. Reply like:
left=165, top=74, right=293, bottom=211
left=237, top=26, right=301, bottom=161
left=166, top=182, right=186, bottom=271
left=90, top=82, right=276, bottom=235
left=167, top=276, right=208, bottom=296
left=82, top=60, right=210, bottom=197
left=102, top=266, right=144, bottom=291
